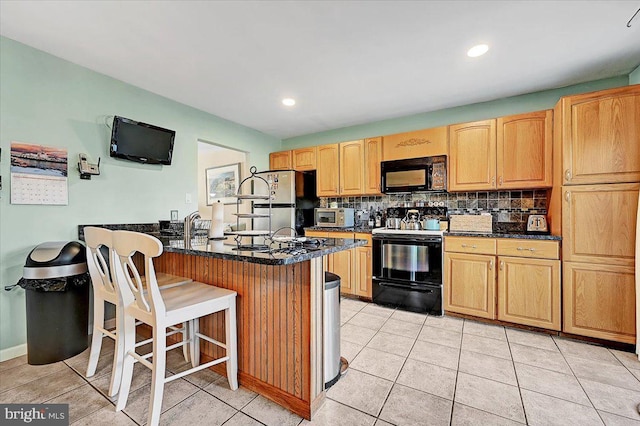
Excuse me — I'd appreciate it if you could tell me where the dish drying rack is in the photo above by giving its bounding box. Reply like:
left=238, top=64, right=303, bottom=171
left=231, top=166, right=273, bottom=250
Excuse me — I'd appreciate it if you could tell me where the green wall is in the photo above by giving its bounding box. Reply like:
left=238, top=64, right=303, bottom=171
left=282, top=76, right=629, bottom=148
left=0, top=37, right=281, bottom=357
left=630, top=65, right=640, bottom=85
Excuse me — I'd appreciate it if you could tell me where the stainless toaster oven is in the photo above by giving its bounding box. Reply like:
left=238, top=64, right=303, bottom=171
left=314, top=208, right=355, bottom=228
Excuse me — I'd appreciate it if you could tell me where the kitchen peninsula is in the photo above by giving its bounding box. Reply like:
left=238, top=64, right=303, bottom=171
left=78, top=225, right=365, bottom=420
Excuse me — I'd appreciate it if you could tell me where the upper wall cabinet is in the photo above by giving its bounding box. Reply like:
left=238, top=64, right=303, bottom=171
left=559, top=85, right=640, bottom=185
left=315, top=138, right=382, bottom=197
left=340, top=140, right=365, bottom=195
left=292, top=147, right=317, bottom=171
left=269, top=150, right=292, bottom=170
left=364, top=137, right=383, bottom=195
left=449, top=119, right=497, bottom=191
left=497, top=110, right=553, bottom=189
left=317, top=144, right=340, bottom=196
left=449, top=111, right=553, bottom=192
left=382, top=127, right=448, bottom=161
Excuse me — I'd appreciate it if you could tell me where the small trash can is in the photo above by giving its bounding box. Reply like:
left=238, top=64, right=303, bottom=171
left=324, top=272, right=341, bottom=389
left=17, top=241, right=90, bottom=365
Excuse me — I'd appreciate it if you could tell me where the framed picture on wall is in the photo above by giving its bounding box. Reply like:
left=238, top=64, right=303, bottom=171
left=206, top=163, right=241, bottom=205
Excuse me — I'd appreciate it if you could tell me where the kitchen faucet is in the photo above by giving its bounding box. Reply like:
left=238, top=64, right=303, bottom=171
left=184, top=211, right=201, bottom=248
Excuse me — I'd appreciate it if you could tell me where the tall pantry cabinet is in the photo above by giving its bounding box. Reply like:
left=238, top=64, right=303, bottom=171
left=554, top=85, right=640, bottom=344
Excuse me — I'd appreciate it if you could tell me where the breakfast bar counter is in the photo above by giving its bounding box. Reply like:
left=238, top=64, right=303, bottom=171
left=153, top=237, right=365, bottom=420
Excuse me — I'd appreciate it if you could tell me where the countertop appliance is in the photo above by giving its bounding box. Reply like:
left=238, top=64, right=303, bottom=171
left=371, top=206, right=447, bottom=315
left=315, top=208, right=355, bottom=228
left=252, top=170, right=319, bottom=237
left=381, top=155, right=447, bottom=193
left=526, top=214, right=548, bottom=234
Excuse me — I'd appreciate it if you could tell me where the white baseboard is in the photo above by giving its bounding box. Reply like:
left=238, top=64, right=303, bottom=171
left=0, top=343, right=27, bottom=362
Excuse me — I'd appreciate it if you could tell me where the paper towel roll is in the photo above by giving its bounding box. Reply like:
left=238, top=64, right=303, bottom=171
left=209, top=201, right=224, bottom=239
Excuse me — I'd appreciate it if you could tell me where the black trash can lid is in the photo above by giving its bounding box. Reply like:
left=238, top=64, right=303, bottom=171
left=325, top=272, right=340, bottom=283
left=23, top=241, right=87, bottom=279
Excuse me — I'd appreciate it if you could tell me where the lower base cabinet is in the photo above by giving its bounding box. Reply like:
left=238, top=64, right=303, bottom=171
left=444, top=236, right=561, bottom=331
left=327, top=247, right=354, bottom=294
left=498, top=257, right=561, bottom=330
left=444, top=252, right=496, bottom=319
left=305, top=231, right=372, bottom=298
left=563, top=261, right=636, bottom=344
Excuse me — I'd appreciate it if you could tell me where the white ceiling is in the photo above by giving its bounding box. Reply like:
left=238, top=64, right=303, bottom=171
left=1, top=1, right=639, bottom=140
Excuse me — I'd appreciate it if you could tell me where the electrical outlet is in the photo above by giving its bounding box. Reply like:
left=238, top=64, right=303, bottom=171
left=185, top=193, right=192, bottom=204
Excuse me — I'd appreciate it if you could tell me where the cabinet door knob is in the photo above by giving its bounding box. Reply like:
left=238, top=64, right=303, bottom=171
left=500, top=261, right=504, bottom=271
left=564, top=169, right=572, bottom=181
left=491, top=176, right=496, bottom=186
left=489, top=260, right=493, bottom=270
left=499, top=176, right=503, bottom=186
left=565, top=191, right=571, bottom=202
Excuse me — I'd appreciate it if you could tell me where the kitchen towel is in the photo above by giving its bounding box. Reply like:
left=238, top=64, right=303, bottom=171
left=209, top=200, right=224, bottom=239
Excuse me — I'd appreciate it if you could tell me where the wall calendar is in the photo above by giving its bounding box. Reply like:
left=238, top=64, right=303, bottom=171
left=10, top=141, right=68, bottom=205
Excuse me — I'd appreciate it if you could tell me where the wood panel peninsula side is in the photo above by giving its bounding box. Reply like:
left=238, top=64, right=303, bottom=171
left=152, top=237, right=366, bottom=420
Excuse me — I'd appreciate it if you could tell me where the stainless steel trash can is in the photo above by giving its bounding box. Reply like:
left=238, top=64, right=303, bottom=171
left=324, top=272, right=341, bottom=389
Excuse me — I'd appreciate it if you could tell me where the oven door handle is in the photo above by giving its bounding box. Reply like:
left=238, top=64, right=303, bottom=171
left=378, top=282, right=435, bottom=293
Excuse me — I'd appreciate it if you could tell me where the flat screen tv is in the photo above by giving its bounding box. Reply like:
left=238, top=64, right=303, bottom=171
left=110, top=116, right=175, bottom=165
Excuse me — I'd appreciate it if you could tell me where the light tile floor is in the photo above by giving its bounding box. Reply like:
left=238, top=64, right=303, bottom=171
left=1, top=298, right=640, bottom=425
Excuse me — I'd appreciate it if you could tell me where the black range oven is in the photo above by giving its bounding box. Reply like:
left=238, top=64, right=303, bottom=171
left=372, top=230, right=443, bottom=316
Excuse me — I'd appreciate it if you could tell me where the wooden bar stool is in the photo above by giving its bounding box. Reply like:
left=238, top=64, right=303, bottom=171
left=84, top=227, right=192, bottom=397
left=111, top=230, right=238, bottom=426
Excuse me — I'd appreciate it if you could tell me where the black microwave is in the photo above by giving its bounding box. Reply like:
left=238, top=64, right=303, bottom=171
left=381, top=155, right=447, bottom=193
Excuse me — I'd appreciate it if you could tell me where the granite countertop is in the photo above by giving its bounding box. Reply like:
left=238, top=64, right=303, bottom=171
left=304, top=226, right=374, bottom=234
left=161, top=237, right=367, bottom=265
left=445, top=231, right=561, bottom=241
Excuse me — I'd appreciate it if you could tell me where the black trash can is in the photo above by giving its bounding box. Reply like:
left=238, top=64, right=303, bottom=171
left=18, top=241, right=90, bottom=365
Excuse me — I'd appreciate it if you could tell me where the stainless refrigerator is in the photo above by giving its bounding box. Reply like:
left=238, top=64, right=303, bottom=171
left=252, top=170, right=319, bottom=237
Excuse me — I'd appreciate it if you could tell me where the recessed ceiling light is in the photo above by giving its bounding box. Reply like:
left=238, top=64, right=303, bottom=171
left=282, top=98, right=296, bottom=106
left=467, top=44, right=489, bottom=58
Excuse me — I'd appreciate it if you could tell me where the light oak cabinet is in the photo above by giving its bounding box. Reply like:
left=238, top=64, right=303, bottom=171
left=314, top=138, right=382, bottom=196
left=382, top=127, right=448, bottom=161
left=560, top=182, right=638, bottom=343
left=449, top=120, right=497, bottom=191
left=563, top=262, right=636, bottom=344
left=269, top=151, right=292, bottom=170
left=305, top=231, right=372, bottom=298
left=559, top=85, right=640, bottom=185
left=354, top=233, right=373, bottom=298
left=444, top=251, right=496, bottom=319
left=445, top=236, right=561, bottom=330
left=562, top=183, right=639, bottom=267
left=268, top=148, right=316, bottom=171
left=364, top=137, right=383, bottom=195
left=497, top=110, right=553, bottom=189
left=497, top=256, right=561, bottom=330
left=449, top=112, right=553, bottom=192
left=316, top=144, right=340, bottom=196
left=292, top=147, right=317, bottom=171
left=327, top=244, right=354, bottom=294
left=339, top=140, right=365, bottom=196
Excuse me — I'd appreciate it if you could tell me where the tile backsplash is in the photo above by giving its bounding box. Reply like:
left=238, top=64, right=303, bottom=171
left=319, top=190, right=548, bottom=232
